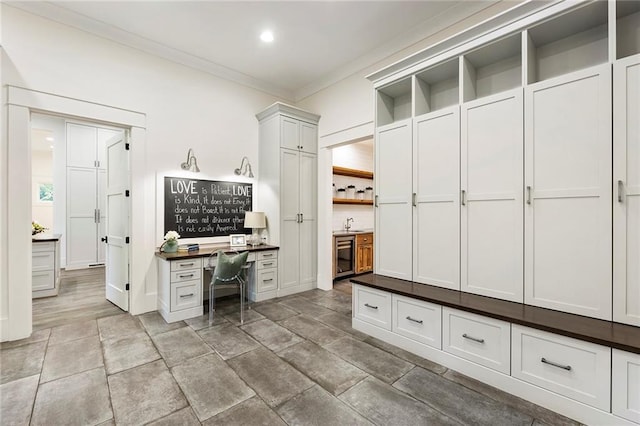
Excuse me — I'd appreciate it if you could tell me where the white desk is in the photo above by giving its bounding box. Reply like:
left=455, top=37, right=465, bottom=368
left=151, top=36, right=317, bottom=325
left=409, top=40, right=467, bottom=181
left=155, top=245, right=278, bottom=323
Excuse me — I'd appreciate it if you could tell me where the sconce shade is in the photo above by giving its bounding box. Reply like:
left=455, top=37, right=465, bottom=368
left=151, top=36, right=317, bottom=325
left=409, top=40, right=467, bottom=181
left=244, top=211, right=266, bottom=228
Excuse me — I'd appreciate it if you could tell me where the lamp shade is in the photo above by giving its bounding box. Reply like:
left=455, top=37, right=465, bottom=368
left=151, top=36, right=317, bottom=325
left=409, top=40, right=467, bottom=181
left=244, top=211, right=266, bottom=228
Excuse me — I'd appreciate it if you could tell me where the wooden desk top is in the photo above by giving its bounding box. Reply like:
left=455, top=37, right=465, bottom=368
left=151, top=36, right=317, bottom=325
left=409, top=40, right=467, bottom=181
left=351, top=273, right=640, bottom=355
left=155, top=244, right=278, bottom=261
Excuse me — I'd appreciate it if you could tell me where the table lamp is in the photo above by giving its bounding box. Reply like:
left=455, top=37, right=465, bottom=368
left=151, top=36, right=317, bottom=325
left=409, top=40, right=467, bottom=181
left=244, top=211, right=266, bottom=246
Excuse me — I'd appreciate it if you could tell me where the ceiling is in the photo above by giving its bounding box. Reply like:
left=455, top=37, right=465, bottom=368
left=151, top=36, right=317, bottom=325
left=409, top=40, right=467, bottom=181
left=8, top=1, right=499, bottom=101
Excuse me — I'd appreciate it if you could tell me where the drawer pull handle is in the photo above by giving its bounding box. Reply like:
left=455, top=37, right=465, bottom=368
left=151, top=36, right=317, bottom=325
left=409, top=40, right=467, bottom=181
left=262, top=253, right=274, bottom=257
left=406, top=316, right=423, bottom=324
left=263, top=262, right=274, bottom=266
left=462, top=333, right=484, bottom=344
left=364, top=303, right=378, bottom=310
left=179, top=262, right=195, bottom=267
left=180, top=293, right=194, bottom=298
left=264, top=279, right=273, bottom=282
left=179, top=273, right=194, bottom=278
left=541, top=357, right=572, bottom=371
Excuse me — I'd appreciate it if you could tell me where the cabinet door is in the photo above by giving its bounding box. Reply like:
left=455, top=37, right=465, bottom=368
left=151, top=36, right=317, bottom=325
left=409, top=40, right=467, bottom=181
left=413, top=106, right=460, bottom=290
left=97, top=128, right=122, bottom=169
left=375, top=120, right=412, bottom=280
left=614, top=54, right=640, bottom=326
left=280, top=117, right=300, bottom=151
left=299, top=152, right=317, bottom=287
left=97, top=169, right=106, bottom=264
left=280, top=149, right=300, bottom=289
left=299, top=122, right=317, bottom=154
left=362, top=244, right=373, bottom=272
left=66, top=123, right=97, bottom=168
left=461, top=90, right=523, bottom=302
left=525, top=65, right=612, bottom=320
left=67, top=167, right=98, bottom=268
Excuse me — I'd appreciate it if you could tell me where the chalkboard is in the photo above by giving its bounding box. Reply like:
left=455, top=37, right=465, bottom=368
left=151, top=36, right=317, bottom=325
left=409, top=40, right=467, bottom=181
left=164, top=177, right=252, bottom=238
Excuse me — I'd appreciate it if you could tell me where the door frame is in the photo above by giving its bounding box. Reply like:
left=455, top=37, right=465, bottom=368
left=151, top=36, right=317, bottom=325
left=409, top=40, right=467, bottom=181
left=2, top=86, right=147, bottom=341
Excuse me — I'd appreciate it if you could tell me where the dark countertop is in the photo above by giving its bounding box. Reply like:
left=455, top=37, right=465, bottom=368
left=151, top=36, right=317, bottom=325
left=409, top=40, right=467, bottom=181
left=351, top=273, right=640, bottom=355
left=32, top=233, right=61, bottom=242
left=333, top=229, right=374, bottom=237
left=155, top=244, right=278, bottom=260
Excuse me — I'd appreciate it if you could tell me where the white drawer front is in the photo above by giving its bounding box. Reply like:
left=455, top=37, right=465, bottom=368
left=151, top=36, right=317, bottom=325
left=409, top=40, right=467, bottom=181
left=392, top=294, right=442, bottom=349
left=258, top=258, right=278, bottom=270
left=612, top=349, right=640, bottom=423
left=171, top=280, right=201, bottom=311
left=257, top=269, right=278, bottom=292
left=443, top=308, right=510, bottom=374
left=32, top=251, right=54, bottom=272
left=32, top=241, right=54, bottom=253
left=257, top=250, right=277, bottom=261
left=170, top=258, right=202, bottom=272
left=512, top=324, right=611, bottom=411
left=171, top=268, right=201, bottom=283
left=354, top=285, right=391, bottom=330
left=32, top=270, right=55, bottom=291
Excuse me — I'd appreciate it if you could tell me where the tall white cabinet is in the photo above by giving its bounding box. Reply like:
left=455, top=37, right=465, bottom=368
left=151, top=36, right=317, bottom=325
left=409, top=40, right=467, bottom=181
left=257, top=103, right=320, bottom=298
left=66, top=123, right=122, bottom=270
left=370, top=0, right=640, bottom=323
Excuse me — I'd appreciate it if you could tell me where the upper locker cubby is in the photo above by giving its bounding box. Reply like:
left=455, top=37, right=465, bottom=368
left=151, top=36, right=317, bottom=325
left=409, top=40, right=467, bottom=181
left=376, top=78, right=412, bottom=127
left=460, top=34, right=522, bottom=103
left=414, top=59, right=459, bottom=116
left=616, top=0, right=640, bottom=59
left=525, top=1, right=608, bottom=84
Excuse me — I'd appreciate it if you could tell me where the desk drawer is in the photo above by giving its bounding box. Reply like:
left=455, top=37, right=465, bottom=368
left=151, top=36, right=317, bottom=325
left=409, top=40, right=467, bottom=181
left=33, top=241, right=54, bottom=253
left=257, top=251, right=277, bottom=261
left=512, top=325, right=611, bottom=411
left=32, top=270, right=55, bottom=291
left=354, top=284, right=391, bottom=330
left=257, top=269, right=278, bottom=292
left=170, top=258, right=202, bottom=272
left=258, top=258, right=278, bottom=270
left=443, top=308, right=510, bottom=374
left=171, top=280, right=201, bottom=311
left=393, top=295, right=441, bottom=349
left=171, top=268, right=201, bottom=283
left=32, top=251, right=54, bottom=272
left=613, top=349, right=640, bottom=423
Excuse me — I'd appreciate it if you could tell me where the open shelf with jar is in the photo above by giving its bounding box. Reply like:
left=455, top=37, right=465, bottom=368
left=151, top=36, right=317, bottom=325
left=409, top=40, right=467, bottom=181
left=333, top=166, right=374, bottom=205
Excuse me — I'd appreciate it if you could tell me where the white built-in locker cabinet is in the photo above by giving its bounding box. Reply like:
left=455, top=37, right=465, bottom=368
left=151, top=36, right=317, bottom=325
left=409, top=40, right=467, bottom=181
left=413, top=106, right=460, bottom=290
left=614, top=53, right=640, bottom=326
left=524, top=64, right=612, bottom=320
left=461, top=89, right=523, bottom=302
left=374, top=119, right=412, bottom=281
left=257, top=103, right=319, bottom=297
left=66, top=123, right=121, bottom=269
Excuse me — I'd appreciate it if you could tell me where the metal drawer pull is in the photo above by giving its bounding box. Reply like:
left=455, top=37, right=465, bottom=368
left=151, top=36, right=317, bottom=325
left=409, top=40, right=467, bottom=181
left=263, top=262, right=273, bottom=266
left=179, top=273, right=194, bottom=278
left=179, top=262, right=195, bottom=267
left=264, top=278, right=273, bottom=282
left=364, top=303, right=378, bottom=310
left=462, top=333, right=485, bottom=344
left=406, top=316, right=423, bottom=324
left=179, top=293, right=194, bottom=298
left=541, top=357, right=572, bottom=371
left=262, top=253, right=274, bottom=257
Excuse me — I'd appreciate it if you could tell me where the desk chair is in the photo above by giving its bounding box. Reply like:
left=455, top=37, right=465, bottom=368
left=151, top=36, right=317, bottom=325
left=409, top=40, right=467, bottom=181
left=207, top=250, right=250, bottom=325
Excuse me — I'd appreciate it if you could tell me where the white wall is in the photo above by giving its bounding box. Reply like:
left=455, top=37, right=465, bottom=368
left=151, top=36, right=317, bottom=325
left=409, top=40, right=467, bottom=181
left=0, top=4, right=281, bottom=340
left=31, top=150, right=53, bottom=230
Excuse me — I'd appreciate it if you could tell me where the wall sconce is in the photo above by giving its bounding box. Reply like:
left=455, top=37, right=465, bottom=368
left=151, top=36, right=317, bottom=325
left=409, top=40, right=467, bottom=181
left=234, top=156, right=254, bottom=178
left=181, top=148, right=200, bottom=172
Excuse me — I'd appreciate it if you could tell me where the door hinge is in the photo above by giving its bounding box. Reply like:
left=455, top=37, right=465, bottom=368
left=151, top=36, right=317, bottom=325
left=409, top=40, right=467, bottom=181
left=101, top=236, right=108, bottom=243
left=125, top=142, right=130, bottom=150
left=125, top=283, right=130, bottom=291
left=125, top=190, right=130, bottom=197
left=125, top=236, right=130, bottom=244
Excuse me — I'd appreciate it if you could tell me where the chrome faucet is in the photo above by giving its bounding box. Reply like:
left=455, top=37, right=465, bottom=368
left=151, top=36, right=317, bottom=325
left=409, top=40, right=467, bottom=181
left=345, top=217, right=353, bottom=231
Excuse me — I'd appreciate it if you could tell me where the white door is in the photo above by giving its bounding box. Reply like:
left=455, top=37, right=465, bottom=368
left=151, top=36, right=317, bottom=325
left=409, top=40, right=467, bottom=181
left=614, top=54, right=640, bottom=326
left=413, top=106, right=460, bottom=290
left=461, top=89, right=523, bottom=302
left=299, top=122, right=318, bottom=154
left=280, top=117, right=300, bottom=151
left=525, top=65, right=612, bottom=320
left=280, top=149, right=300, bottom=290
left=375, top=119, right=413, bottom=280
left=66, top=123, right=97, bottom=168
left=298, top=151, right=317, bottom=288
left=66, top=167, right=98, bottom=269
left=105, top=132, right=129, bottom=311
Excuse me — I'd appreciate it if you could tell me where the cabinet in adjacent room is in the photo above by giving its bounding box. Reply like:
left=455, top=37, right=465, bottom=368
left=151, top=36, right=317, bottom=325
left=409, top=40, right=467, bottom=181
left=257, top=103, right=320, bottom=296
left=355, top=233, right=373, bottom=274
left=66, top=122, right=122, bottom=270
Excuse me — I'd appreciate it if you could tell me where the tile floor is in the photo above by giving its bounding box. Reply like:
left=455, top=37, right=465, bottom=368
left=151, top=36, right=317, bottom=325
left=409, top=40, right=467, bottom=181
left=0, top=280, right=582, bottom=426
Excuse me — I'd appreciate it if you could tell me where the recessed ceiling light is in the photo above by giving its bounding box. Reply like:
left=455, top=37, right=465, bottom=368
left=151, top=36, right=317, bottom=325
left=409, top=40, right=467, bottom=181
left=45, top=136, right=54, bottom=142
left=260, top=30, right=274, bottom=43
left=50, top=145, right=54, bottom=149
